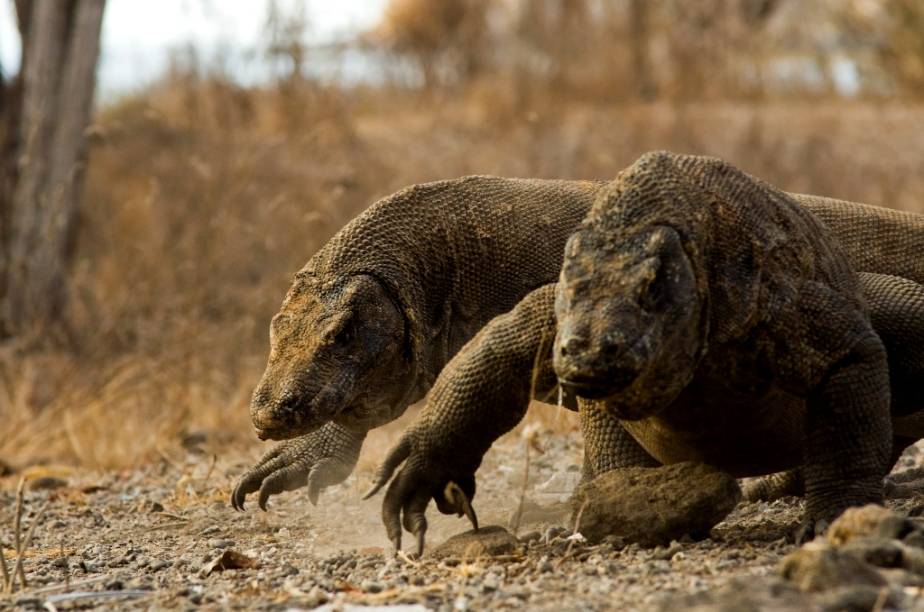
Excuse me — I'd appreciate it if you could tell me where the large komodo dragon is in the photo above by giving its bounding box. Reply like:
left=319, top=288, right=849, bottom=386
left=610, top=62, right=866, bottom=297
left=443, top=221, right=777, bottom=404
left=232, top=168, right=924, bottom=516
left=367, top=151, right=924, bottom=553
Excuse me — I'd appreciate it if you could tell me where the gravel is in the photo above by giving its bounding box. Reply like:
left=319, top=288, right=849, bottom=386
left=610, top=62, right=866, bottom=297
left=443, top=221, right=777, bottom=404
left=3, top=430, right=924, bottom=610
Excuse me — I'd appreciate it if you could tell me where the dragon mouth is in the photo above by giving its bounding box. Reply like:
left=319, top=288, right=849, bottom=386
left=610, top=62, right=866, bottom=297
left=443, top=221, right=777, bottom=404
left=252, top=369, right=361, bottom=440
left=255, top=420, right=325, bottom=441
left=557, top=378, right=614, bottom=400
left=557, top=364, right=641, bottom=401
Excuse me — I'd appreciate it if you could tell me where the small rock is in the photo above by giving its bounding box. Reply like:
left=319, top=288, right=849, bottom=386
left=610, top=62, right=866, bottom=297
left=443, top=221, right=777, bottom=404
left=200, top=526, right=220, bottom=536
left=826, top=504, right=904, bottom=546
left=840, top=537, right=904, bottom=569
left=903, top=531, right=924, bottom=549
left=301, top=586, right=328, bottom=608
left=29, top=476, right=68, bottom=491
left=542, top=525, right=569, bottom=543
left=653, top=541, right=683, bottom=560
left=279, top=562, right=299, bottom=576
left=779, top=541, right=886, bottom=592
left=148, top=501, right=164, bottom=513
left=208, top=538, right=234, bottom=549
left=659, top=577, right=810, bottom=611
left=815, top=584, right=901, bottom=611
left=180, top=430, right=209, bottom=453
left=569, top=462, right=741, bottom=546
left=518, top=531, right=541, bottom=544
left=431, top=525, right=521, bottom=559
left=879, top=567, right=924, bottom=587
left=203, top=549, right=260, bottom=576
left=361, top=580, right=384, bottom=593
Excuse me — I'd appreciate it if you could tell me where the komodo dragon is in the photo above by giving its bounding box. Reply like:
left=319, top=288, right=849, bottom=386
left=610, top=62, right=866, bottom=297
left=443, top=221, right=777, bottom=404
left=232, top=171, right=924, bottom=514
left=231, top=177, right=604, bottom=510
left=367, top=152, right=924, bottom=553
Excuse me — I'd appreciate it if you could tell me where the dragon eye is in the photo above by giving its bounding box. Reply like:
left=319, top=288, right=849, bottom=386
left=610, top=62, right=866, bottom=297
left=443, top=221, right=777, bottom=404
left=640, top=261, right=667, bottom=311
left=335, top=319, right=355, bottom=344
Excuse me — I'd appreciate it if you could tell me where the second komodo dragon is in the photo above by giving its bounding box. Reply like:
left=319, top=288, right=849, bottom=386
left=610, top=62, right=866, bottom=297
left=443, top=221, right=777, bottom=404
left=233, top=169, right=924, bottom=515
left=368, top=152, right=924, bottom=553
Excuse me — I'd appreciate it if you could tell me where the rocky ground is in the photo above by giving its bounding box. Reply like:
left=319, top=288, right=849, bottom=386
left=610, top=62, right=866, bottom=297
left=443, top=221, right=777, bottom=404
left=3, top=425, right=924, bottom=611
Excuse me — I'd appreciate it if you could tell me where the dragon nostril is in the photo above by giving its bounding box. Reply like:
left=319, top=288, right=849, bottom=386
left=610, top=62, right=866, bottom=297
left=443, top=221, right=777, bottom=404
left=559, top=335, right=585, bottom=359
left=278, top=392, right=298, bottom=412
left=603, top=341, right=622, bottom=358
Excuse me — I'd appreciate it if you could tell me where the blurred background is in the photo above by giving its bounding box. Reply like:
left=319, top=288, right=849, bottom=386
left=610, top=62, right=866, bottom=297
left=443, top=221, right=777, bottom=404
left=1, top=0, right=922, bottom=470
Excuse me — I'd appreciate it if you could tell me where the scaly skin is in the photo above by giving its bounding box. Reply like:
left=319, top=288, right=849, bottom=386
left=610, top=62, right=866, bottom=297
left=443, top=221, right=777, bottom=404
left=232, top=177, right=603, bottom=510
left=743, top=271, right=924, bottom=503
left=234, top=171, right=924, bottom=514
left=370, top=153, right=920, bottom=552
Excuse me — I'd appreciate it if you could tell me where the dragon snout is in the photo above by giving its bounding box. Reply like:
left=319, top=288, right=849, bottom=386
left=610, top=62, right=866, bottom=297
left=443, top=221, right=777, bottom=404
left=555, top=330, right=643, bottom=399
left=250, top=384, right=308, bottom=440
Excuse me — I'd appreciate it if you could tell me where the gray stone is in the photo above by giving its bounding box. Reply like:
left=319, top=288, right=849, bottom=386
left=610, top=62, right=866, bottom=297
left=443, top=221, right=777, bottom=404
left=431, top=526, right=521, bottom=559
left=569, top=462, right=741, bottom=546
left=779, top=542, right=887, bottom=592
left=840, top=536, right=905, bottom=568
left=826, top=504, right=898, bottom=546
left=659, top=577, right=815, bottom=611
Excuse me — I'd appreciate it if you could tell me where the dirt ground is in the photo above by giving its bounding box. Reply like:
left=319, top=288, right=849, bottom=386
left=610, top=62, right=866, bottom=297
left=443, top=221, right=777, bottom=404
left=3, top=420, right=924, bottom=611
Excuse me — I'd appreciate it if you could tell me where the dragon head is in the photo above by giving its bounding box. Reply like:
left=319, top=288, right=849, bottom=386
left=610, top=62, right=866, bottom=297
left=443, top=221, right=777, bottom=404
left=553, top=222, right=704, bottom=419
left=249, top=273, right=412, bottom=440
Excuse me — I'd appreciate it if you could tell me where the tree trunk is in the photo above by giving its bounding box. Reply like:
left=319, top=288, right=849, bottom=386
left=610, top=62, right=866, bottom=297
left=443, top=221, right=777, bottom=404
left=0, top=0, right=106, bottom=339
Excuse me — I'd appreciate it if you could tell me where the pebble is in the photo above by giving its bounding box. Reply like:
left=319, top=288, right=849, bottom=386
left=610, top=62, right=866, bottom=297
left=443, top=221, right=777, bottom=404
left=432, top=526, right=521, bottom=559
left=361, top=580, right=384, bottom=593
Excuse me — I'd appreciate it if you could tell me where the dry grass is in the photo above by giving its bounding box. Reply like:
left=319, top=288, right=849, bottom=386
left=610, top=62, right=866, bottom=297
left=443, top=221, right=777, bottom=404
left=1, top=67, right=923, bottom=470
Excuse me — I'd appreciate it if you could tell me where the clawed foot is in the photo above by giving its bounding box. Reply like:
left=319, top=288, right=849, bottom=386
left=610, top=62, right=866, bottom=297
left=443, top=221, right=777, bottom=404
left=231, top=424, right=363, bottom=511
left=364, top=431, right=479, bottom=557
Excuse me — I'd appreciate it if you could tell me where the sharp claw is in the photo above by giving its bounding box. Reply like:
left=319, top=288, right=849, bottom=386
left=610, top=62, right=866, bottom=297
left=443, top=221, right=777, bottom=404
left=231, top=480, right=252, bottom=512
left=416, top=528, right=426, bottom=558
left=465, top=502, right=479, bottom=532
left=444, top=481, right=478, bottom=531
left=307, top=469, right=322, bottom=506
left=366, top=437, right=412, bottom=500
left=363, top=476, right=388, bottom=500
